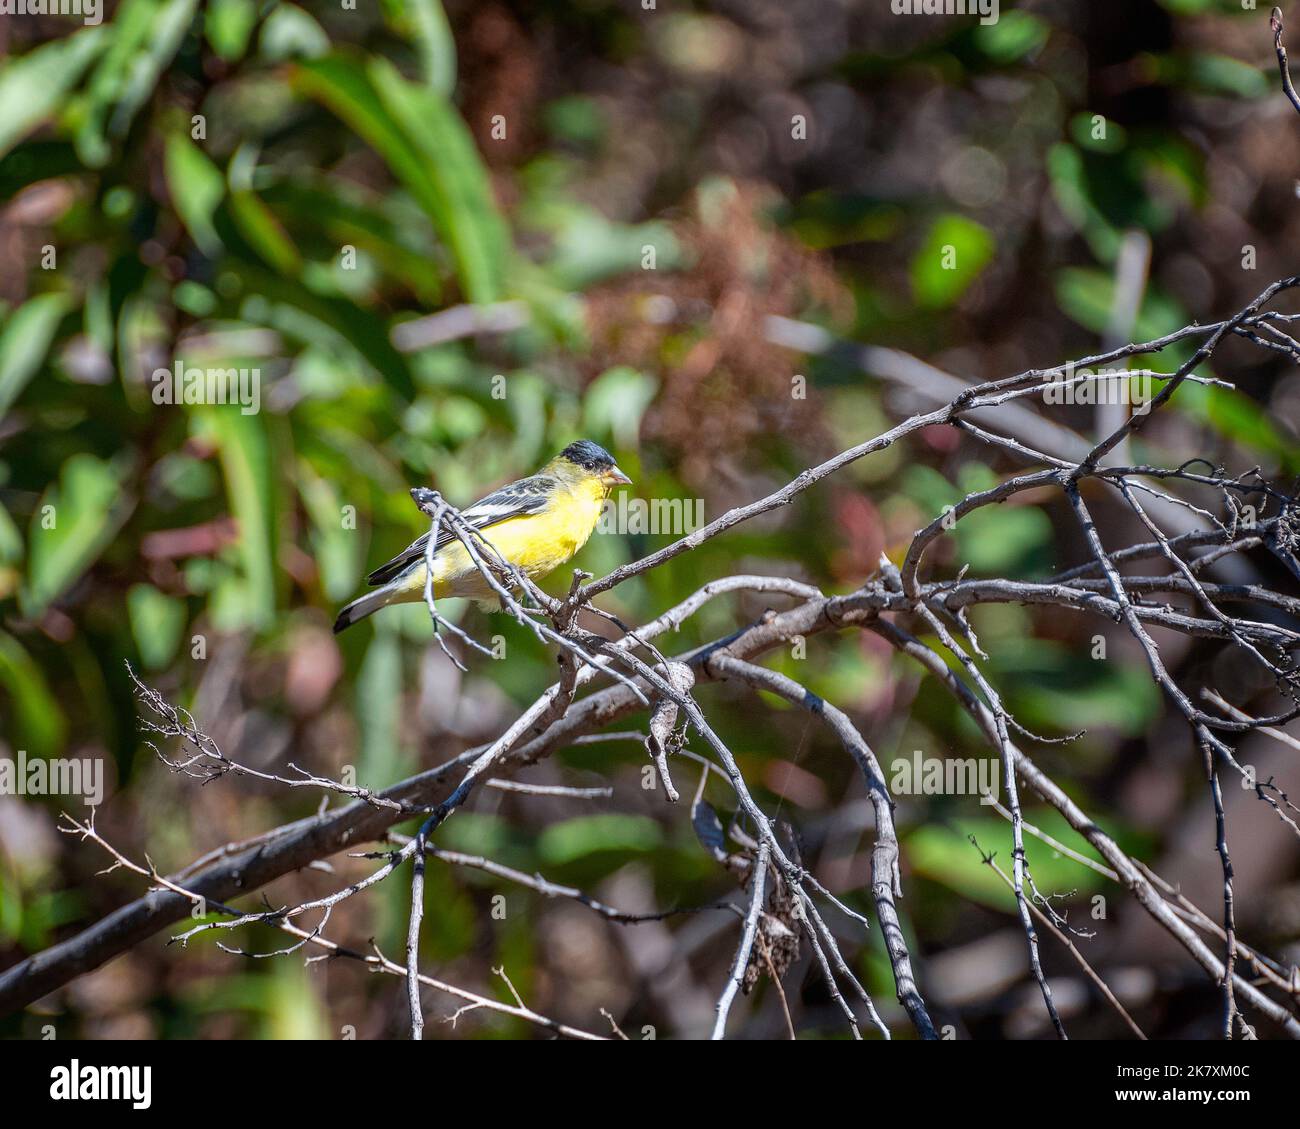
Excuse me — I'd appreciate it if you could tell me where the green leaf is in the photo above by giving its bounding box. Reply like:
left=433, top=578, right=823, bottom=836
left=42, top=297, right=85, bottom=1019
left=77, top=0, right=198, bottom=168
left=582, top=367, right=657, bottom=450
left=261, top=962, right=330, bottom=1040
left=543, top=96, right=606, bottom=149
left=901, top=463, right=961, bottom=516
left=127, top=584, right=187, bottom=670
left=1139, top=134, right=1208, bottom=209
left=1181, top=53, right=1269, bottom=99
left=0, top=631, right=66, bottom=757
left=401, top=0, right=457, bottom=95
left=0, top=871, right=21, bottom=944
left=356, top=626, right=405, bottom=789
left=225, top=258, right=416, bottom=398
left=956, top=506, right=1052, bottom=576
left=1068, top=113, right=1128, bottom=155
left=164, top=132, right=226, bottom=256
left=258, top=4, right=330, bottom=61
left=537, top=815, right=662, bottom=867
left=263, top=178, right=444, bottom=305
left=201, top=408, right=277, bottom=631
left=23, top=453, right=130, bottom=616
left=152, top=451, right=218, bottom=501
left=907, top=815, right=1109, bottom=911
left=436, top=813, right=513, bottom=860
left=1053, top=267, right=1187, bottom=342
left=298, top=461, right=361, bottom=601
left=0, top=294, right=70, bottom=418
left=1046, top=143, right=1120, bottom=261
left=229, top=188, right=303, bottom=276
left=76, top=0, right=161, bottom=167
left=972, top=11, right=1049, bottom=65
left=0, top=503, right=22, bottom=567
left=910, top=214, right=994, bottom=309
left=1053, top=267, right=1117, bottom=332
left=0, top=28, right=106, bottom=160
left=1170, top=381, right=1300, bottom=472
left=544, top=211, right=680, bottom=290
left=995, top=638, right=1163, bottom=737
left=293, top=55, right=509, bottom=303
left=205, top=0, right=257, bottom=63
left=369, top=59, right=510, bottom=303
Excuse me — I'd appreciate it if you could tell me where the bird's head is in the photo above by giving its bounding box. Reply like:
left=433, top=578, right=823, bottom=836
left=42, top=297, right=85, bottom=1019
left=555, top=440, right=633, bottom=489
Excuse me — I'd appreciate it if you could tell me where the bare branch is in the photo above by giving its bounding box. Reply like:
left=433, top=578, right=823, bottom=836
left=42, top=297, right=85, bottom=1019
left=1274, top=7, right=1300, bottom=117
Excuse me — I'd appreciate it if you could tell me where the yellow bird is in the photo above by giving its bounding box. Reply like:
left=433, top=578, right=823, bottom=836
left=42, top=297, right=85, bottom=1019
left=333, top=440, right=632, bottom=633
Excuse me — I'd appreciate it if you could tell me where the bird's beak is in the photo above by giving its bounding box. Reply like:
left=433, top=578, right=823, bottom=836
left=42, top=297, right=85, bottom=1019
left=605, top=466, right=633, bottom=487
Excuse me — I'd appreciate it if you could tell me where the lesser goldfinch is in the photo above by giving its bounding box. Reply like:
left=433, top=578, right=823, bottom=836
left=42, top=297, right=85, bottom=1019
left=333, top=440, right=632, bottom=633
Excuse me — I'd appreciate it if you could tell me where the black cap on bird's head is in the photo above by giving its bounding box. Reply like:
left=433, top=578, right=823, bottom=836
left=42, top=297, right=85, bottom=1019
left=560, top=439, right=615, bottom=470
left=557, top=440, right=632, bottom=486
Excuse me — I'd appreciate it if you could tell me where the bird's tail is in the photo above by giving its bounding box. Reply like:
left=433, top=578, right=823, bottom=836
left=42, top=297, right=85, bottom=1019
left=333, top=585, right=398, bottom=634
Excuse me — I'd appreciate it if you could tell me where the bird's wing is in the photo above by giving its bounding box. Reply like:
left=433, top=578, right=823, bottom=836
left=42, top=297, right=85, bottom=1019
left=365, top=475, right=559, bottom=586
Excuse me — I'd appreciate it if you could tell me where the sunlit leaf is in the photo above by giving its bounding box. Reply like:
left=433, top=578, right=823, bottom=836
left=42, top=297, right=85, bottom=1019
left=0, top=631, right=66, bottom=757
left=394, top=0, right=457, bottom=95
left=543, top=209, right=679, bottom=290
left=1068, top=112, right=1127, bottom=155
left=582, top=367, right=657, bottom=451
left=263, top=178, right=443, bottom=305
left=23, top=453, right=131, bottom=616
left=956, top=507, right=1052, bottom=577
left=1053, top=267, right=1187, bottom=342
left=973, top=11, right=1049, bottom=64
left=205, top=0, right=257, bottom=63
left=906, top=814, right=1109, bottom=911
left=164, top=132, right=225, bottom=257
left=0, top=28, right=105, bottom=160
left=298, top=460, right=362, bottom=601
left=0, top=504, right=22, bottom=568
left=226, top=259, right=416, bottom=398
left=199, top=407, right=277, bottom=631
left=229, top=188, right=303, bottom=276
left=127, top=584, right=187, bottom=670
left=356, top=625, right=405, bottom=789
left=1170, top=380, right=1300, bottom=473
left=1185, top=52, right=1269, bottom=98
left=0, top=294, right=70, bottom=418
left=258, top=4, right=330, bottom=60
left=77, top=0, right=198, bottom=168
left=261, top=962, right=330, bottom=1040
left=537, top=814, right=662, bottom=866
left=293, top=54, right=509, bottom=303
left=910, top=213, right=994, bottom=309
left=994, top=638, right=1164, bottom=737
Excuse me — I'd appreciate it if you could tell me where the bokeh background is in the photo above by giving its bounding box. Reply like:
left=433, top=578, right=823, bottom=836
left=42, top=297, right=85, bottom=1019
left=2, top=0, right=1300, bottom=1039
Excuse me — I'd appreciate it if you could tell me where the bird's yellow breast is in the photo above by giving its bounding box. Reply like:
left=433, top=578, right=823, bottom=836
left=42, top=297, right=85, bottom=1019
left=410, top=476, right=607, bottom=602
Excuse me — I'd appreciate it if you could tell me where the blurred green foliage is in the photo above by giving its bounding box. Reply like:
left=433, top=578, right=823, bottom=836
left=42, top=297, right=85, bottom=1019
left=0, top=1, right=1295, bottom=1038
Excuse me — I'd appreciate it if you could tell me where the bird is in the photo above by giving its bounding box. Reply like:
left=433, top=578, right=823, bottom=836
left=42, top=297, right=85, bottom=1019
left=333, top=440, right=633, bottom=634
